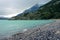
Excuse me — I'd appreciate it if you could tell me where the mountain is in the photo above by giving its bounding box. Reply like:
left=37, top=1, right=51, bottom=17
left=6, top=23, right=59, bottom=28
left=23, top=4, right=41, bottom=13
left=0, top=17, right=9, bottom=20
left=12, top=0, right=60, bottom=20
left=17, top=4, right=41, bottom=16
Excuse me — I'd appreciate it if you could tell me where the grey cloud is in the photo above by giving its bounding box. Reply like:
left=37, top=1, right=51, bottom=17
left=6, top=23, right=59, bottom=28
left=0, top=0, right=51, bottom=18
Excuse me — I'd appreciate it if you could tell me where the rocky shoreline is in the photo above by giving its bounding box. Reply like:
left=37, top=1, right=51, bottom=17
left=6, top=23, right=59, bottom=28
left=1, top=20, right=60, bottom=40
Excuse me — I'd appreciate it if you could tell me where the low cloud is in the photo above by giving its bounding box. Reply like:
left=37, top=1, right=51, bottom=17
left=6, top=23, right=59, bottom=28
left=0, top=0, right=51, bottom=18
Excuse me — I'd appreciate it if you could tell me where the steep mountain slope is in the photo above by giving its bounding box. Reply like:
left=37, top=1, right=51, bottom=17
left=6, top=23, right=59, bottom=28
left=12, top=0, right=60, bottom=20
left=23, top=4, right=41, bottom=13
left=16, top=4, right=41, bottom=16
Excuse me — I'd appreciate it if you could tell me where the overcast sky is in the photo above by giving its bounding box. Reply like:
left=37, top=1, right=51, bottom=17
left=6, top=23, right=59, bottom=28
left=0, top=0, right=51, bottom=18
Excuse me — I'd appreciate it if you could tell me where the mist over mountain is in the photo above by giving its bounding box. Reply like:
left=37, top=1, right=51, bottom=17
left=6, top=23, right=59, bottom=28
left=16, top=4, right=42, bottom=16
left=23, top=4, right=42, bottom=13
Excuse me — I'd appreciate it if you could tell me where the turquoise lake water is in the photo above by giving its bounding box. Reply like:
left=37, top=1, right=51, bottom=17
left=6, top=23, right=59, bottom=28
left=0, top=20, right=54, bottom=38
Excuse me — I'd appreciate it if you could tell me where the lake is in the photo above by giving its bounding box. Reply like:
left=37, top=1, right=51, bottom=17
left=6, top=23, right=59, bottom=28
left=0, top=20, right=54, bottom=38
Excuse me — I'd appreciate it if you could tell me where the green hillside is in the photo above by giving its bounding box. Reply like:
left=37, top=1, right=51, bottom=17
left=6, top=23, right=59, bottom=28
left=12, top=0, right=60, bottom=20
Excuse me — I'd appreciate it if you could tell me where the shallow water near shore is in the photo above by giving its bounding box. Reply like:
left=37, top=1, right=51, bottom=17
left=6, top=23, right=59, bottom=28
left=0, top=20, right=54, bottom=38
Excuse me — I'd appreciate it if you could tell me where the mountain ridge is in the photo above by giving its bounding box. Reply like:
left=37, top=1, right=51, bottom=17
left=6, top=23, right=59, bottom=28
left=11, top=0, right=60, bottom=20
left=16, top=4, right=42, bottom=16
